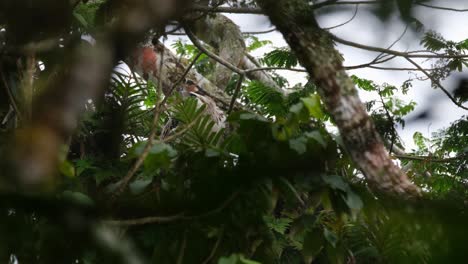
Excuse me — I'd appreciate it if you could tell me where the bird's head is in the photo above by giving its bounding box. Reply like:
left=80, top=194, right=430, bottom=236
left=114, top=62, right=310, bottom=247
left=183, top=79, right=208, bottom=97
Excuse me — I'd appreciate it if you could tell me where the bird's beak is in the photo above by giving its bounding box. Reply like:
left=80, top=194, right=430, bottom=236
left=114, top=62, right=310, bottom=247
left=196, top=86, right=208, bottom=96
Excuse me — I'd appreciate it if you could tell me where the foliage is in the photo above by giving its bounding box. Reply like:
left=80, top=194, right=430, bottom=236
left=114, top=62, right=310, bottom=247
left=0, top=1, right=468, bottom=264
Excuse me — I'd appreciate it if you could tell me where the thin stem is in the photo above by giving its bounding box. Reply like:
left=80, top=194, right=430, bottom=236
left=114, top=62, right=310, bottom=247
left=404, top=57, right=468, bottom=110
left=103, top=213, right=186, bottom=226
left=177, top=231, right=188, bottom=264
left=331, top=34, right=468, bottom=59
left=394, top=153, right=467, bottom=163
left=202, top=228, right=224, bottom=264
left=0, top=71, right=22, bottom=120
left=228, top=74, right=245, bottom=115
left=323, top=4, right=359, bottom=30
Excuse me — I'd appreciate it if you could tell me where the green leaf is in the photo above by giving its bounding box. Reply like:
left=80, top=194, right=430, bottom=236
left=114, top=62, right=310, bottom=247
left=323, top=228, right=338, bottom=248
left=142, top=142, right=178, bottom=171
left=305, top=131, right=327, bottom=148
left=62, top=191, right=94, bottom=207
left=245, top=81, right=286, bottom=115
left=351, top=75, right=377, bottom=91
left=421, top=31, right=446, bottom=51
left=342, top=190, right=363, bottom=211
left=239, top=112, right=269, bottom=122
left=75, top=159, right=96, bottom=176
left=59, top=160, right=75, bottom=178
left=303, top=228, right=324, bottom=262
left=413, top=132, right=428, bottom=150
left=301, top=94, right=324, bottom=119
left=246, top=35, right=272, bottom=51
left=73, top=12, right=88, bottom=28
left=218, top=254, right=261, bottom=264
left=94, top=169, right=114, bottom=185
left=276, top=176, right=305, bottom=206
left=129, top=180, right=152, bottom=195
left=261, top=48, right=298, bottom=68
left=264, top=215, right=293, bottom=234
left=322, top=175, right=348, bottom=191
left=289, top=136, right=307, bottom=154
left=205, top=148, right=221, bottom=157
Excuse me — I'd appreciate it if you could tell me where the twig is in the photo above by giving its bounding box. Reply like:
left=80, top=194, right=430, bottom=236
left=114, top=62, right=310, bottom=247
left=177, top=231, right=188, bottom=264
left=323, top=4, right=359, bottom=30
left=184, top=191, right=240, bottom=220
left=106, top=191, right=240, bottom=226
left=22, top=54, right=36, bottom=120
left=246, top=67, right=306, bottom=73
left=93, top=224, right=145, bottom=264
left=161, top=111, right=204, bottom=142
left=228, top=74, right=245, bottom=115
left=417, top=3, right=468, bottom=12
left=377, top=87, right=397, bottom=154
left=189, top=4, right=263, bottom=14
left=331, top=34, right=468, bottom=59
left=202, top=228, right=224, bottom=264
left=103, top=212, right=186, bottom=226
left=313, top=0, right=468, bottom=12
left=394, top=153, right=467, bottom=163
left=243, top=28, right=277, bottom=35
left=0, top=71, right=22, bottom=120
left=404, top=57, right=468, bottom=110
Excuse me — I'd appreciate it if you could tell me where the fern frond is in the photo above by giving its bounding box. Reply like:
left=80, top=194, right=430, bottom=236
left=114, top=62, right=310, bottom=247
left=261, top=48, right=298, bottom=68
left=245, top=81, right=286, bottom=116
left=171, top=97, right=225, bottom=150
left=421, top=31, right=446, bottom=52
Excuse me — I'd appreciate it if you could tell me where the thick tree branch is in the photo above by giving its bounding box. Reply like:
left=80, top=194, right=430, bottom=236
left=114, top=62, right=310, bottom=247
left=185, top=28, right=244, bottom=75
left=188, top=13, right=246, bottom=89
left=256, top=0, right=421, bottom=196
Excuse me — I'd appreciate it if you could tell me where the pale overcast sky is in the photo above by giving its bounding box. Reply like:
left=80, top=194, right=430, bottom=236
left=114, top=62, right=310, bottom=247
left=165, top=0, right=468, bottom=150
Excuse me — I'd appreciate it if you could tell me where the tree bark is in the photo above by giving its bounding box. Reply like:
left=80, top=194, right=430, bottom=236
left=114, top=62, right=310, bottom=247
left=190, top=14, right=246, bottom=90
left=255, top=0, right=420, bottom=196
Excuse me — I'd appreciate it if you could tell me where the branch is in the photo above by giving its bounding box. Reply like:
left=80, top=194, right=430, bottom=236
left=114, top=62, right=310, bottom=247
left=404, top=57, right=468, bottom=110
left=394, top=153, right=468, bottom=163
left=243, top=28, right=277, bottom=35
left=228, top=74, right=245, bottom=114
left=256, top=0, right=421, bottom=197
left=415, top=3, right=468, bottom=12
left=177, top=231, right=188, bottom=264
left=189, top=4, right=263, bottom=14
left=185, top=27, right=245, bottom=75
left=331, top=34, right=468, bottom=59
left=0, top=71, right=22, bottom=120
left=315, top=1, right=468, bottom=12
left=245, top=66, right=306, bottom=73
left=323, top=4, right=359, bottom=30
left=106, top=191, right=240, bottom=226
left=202, top=228, right=224, bottom=264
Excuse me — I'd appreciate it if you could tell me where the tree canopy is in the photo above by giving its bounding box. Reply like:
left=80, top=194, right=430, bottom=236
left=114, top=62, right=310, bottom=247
left=0, top=0, right=467, bottom=263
